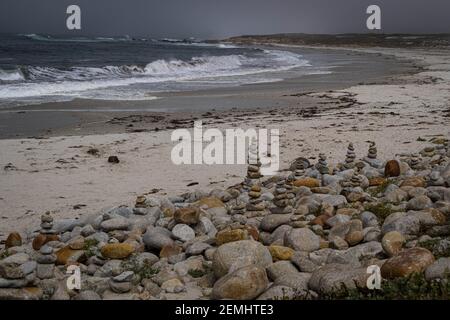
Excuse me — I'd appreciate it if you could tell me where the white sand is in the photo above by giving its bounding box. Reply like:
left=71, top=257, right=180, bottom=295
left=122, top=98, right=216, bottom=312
left=1, top=46, right=449, bottom=236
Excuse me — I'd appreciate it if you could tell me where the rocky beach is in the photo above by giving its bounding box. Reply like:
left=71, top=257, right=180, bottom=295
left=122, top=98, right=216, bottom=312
left=1, top=36, right=450, bottom=300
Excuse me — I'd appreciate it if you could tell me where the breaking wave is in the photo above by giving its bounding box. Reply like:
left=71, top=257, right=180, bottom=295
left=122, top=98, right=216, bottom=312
left=0, top=50, right=310, bottom=99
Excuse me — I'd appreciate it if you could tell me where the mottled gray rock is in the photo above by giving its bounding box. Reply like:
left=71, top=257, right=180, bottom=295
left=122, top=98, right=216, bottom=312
left=186, top=242, right=211, bottom=256
left=73, top=290, right=102, bottom=300
left=406, top=195, right=433, bottom=211
left=257, top=285, right=295, bottom=300
left=325, top=214, right=350, bottom=228
left=317, top=194, right=348, bottom=208
left=212, top=240, right=272, bottom=278
left=113, top=271, right=134, bottom=282
left=143, top=226, right=174, bottom=250
left=260, top=214, right=292, bottom=232
left=308, top=263, right=368, bottom=294
left=172, top=224, right=195, bottom=242
left=284, top=228, right=320, bottom=252
left=54, top=219, right=82, bottom=233
left=212, top=265, right=269, bottom=300
left=425, top=257, right=450, bottom=280
left=360, top=211, right=379, bottom=228
left=266, top=261, right=299, bottom=281
left=274, top=272, right=311, bottom=292
left=326, top=241, right=383, bottom=266
left=1, top=253, right=29, bottom=265
left=100, top=216, right=130, bottom=232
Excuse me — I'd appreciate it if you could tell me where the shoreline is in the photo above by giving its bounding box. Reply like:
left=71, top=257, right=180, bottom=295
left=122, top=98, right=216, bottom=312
left=0, top=46, right=416, bottom=139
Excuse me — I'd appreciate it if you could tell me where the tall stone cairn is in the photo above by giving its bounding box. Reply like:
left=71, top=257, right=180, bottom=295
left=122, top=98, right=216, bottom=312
left=315, top=153, right=329, bottom=174
left=244, top=138, right=262, bottom=190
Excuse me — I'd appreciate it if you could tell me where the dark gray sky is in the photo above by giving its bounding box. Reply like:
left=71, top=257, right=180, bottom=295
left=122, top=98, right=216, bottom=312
left=0, top=0, right=449, bottom=39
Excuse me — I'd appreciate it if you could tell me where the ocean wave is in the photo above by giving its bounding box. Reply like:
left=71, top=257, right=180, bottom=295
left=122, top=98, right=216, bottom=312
left=0, top=50, right=311, bottom=100
left=0, top=69, right=25, bottom=81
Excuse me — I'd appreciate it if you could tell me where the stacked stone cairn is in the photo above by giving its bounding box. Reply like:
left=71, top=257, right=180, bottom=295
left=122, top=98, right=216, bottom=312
left=270, top=180, right=293, bottom=214
left=410, top=153, right=421, bottom=170
left=315, top=153, right=329, bottom=174
left=243, top=138, right=262, bottom=191
left=342, top=143, right=356, bottom=170
left=363, top=141, right=383, bottom=168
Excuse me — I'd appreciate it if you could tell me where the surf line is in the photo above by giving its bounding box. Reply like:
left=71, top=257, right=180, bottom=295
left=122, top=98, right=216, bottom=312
left=175, top=304, right=210, bottom=318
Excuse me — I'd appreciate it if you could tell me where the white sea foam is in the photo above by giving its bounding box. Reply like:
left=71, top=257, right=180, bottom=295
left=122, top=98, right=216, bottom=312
left=0, top=69, right=25, bottom=81
left=0, top=49, right=318, bottom=103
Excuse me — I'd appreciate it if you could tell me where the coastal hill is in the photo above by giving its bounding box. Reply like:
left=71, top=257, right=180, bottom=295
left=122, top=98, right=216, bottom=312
left=226, top=33, right=450, bottom=48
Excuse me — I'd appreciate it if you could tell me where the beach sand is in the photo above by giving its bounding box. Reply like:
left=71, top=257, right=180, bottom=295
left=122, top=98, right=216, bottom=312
left=0, top=45, right=449, bottom=237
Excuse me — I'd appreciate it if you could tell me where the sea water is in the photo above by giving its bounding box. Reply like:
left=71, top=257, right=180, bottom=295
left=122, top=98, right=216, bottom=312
left=0, top=34, right=329, bottom=108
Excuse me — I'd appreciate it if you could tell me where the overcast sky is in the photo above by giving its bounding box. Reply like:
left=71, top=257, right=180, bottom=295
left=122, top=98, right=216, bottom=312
left=0, top=0, right=449, bottom=39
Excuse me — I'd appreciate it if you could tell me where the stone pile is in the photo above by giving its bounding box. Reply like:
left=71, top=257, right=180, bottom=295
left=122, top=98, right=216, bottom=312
left=342, top=143, right=356, bottom=170
left=315, top=153, right=329, bottom=174
left=0, top=139, right=450, bottom=300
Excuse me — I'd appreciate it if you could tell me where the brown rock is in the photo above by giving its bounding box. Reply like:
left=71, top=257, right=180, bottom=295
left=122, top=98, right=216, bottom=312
left=5, top=232, right=22, bottom=249
left=369, top=177, right=387, bottom=187
left=381, top=231, right=405, bottom=257
left=381, top=247, right=435, bottom=279
left=385, top=160, right=400, bottom=177
left=400, top=177, right=426, bottom=188
left=32, top=234, right=59, bottom=251
left=216, top=229, right=248, bottom=246
left=244, top=225, right=259, bottom=241
left=311, top=215, right=330, bottom=227
left=293, top=178, right=320, bottom=188
left=268, top=245, right=294, bottom=261
left=100, top=243, right=134, bottom=259
left=195, top=196, right=225, bottom=208
left=159, top=244, right=183, bottom=258
left=55, top=246, right=85, bottom=265
left=174, top=207, right=200, bottom=225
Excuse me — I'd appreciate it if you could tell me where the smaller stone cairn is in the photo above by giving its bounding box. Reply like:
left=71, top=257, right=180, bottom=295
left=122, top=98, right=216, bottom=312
left=367, top=141, right=377, bottom=159
left=40, top=212, right=55, bottom=235
left=230, top=200, right=247, bottom=215
left=270, top=180, right=293, bottom=214
left=284, top=176, right=296, bottom=202
left=315, top=153, right=329, bottom=174
left=409, top=153, right=421, bottom=170
left=341, top=172, right=363, bottom=189
left=342, top=143, right=356, bottom=170
left=36, top=245, right=56, bottom=279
